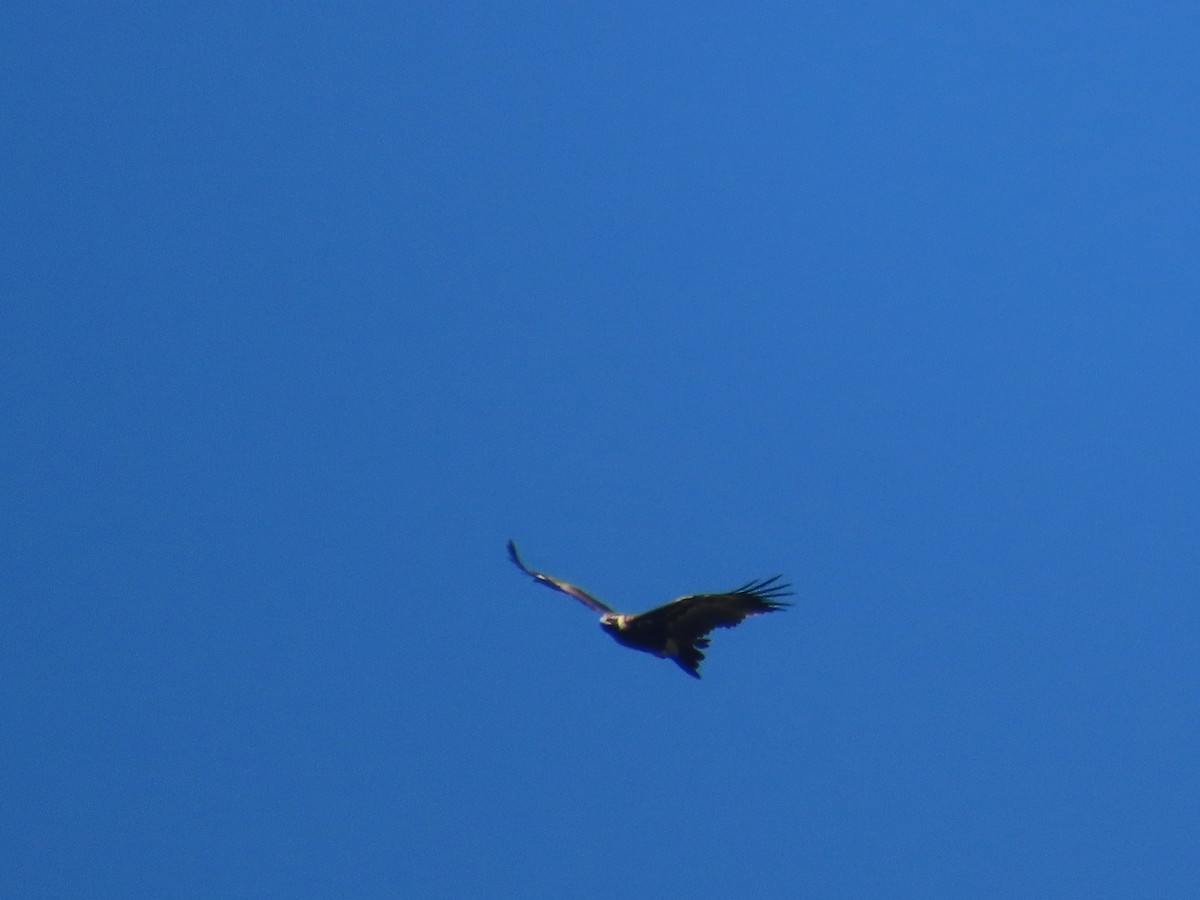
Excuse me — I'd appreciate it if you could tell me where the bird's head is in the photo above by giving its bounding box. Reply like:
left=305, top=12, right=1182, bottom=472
left=599, top=613, right=627, bottom=633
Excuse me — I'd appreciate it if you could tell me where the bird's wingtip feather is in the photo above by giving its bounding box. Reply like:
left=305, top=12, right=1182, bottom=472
left=507, top=539, right=537, bottom=578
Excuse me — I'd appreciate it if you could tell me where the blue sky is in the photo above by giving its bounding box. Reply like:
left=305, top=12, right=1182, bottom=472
left=3, top=3, right=1198, bottom=897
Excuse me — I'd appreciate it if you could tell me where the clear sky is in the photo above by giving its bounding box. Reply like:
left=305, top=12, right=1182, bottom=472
left=3, top=4, right=1198, bottom=898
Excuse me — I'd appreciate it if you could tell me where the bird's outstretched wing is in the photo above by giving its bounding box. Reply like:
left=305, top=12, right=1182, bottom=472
left=506, top=540, right=615, bottom=614
left=633, top=575, right=792, bottom=642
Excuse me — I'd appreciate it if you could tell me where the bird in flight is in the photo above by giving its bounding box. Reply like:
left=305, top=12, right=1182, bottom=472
left=506, top=540, right=791, bottom=678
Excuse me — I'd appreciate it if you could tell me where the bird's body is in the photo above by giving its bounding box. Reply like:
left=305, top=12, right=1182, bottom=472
left=507, top=540, right=790, bottom=678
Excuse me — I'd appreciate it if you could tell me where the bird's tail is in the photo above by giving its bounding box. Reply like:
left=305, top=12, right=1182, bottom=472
left=671, top=638, right=709, bottom=679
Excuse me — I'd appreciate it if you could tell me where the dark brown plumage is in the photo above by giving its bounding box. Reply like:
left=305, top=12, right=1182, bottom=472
left=507, top=540, right=791, bottom=678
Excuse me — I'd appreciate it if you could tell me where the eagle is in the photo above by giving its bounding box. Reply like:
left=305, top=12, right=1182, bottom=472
left=507, top=540, right=791, bottom=678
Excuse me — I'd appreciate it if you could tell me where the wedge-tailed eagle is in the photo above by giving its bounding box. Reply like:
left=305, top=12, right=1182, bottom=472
left=506, top=540, right=791, bottom=678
